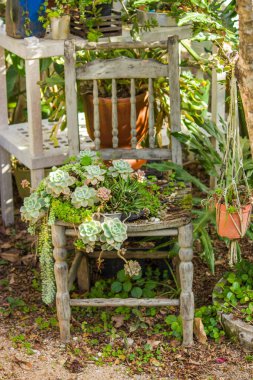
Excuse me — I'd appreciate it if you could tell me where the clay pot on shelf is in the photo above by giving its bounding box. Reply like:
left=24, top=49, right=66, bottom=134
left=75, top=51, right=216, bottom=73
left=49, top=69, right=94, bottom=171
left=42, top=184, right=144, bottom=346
left=216, top=203, right=252, bottom=239
left=83, top=92, right=149, bottom=170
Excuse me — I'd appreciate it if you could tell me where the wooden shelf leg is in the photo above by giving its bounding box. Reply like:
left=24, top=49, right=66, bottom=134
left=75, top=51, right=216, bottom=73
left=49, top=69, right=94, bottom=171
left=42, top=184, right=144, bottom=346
left=52, top=225, right=71, bottom=342
left=178, top=223, right=194, bottom=346
left=0, top=148, right=14, bottom=226
left=31, top=168, right=45, bottom=188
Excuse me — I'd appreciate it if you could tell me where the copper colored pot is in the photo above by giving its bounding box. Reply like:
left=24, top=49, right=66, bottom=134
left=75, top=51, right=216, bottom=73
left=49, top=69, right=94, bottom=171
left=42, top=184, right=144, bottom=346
left=216, top=203, right=252, bottom=239
left=83, top=92, right=149, bottom=149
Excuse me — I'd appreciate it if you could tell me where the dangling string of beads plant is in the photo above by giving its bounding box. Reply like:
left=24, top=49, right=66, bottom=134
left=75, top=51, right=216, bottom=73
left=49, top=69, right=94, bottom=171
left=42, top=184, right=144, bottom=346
left=215, top=65, right=252, bottom=265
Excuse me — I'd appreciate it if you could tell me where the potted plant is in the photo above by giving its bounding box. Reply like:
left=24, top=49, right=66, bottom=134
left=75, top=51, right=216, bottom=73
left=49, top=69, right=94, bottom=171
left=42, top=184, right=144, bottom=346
left=131, top=0, right=191, bottom=27
left=81, top=78, right=149, bottom=169
left=20, top=149, right=165, bottom=304
left=39, top=0, right=73, bottom=39
left=207, top=70, right=252, bottom=264
left=6, top=0, right=46, bottom=38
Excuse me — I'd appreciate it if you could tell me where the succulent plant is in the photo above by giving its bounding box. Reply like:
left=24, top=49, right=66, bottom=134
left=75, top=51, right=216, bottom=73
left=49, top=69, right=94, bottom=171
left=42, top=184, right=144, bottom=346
left=79, top=149, right=98, bottom=160
left=45, top=169, right=76, bottom=197
left=97, top=187, right=112, bottom=202
left=108, top=160, right=133, bottom=179
left=79, top=150, right=100, bottom=165
left=84, top=165, right=106, bottom=185
left=20, top=192, right=47, bottom=222
left=124, top=260, right=142, bottom=277
left=71, top=185, right=98, bottom=209
left=100, top=217, right=127, bottom=250
left=79, top=220, right=102, bottom=252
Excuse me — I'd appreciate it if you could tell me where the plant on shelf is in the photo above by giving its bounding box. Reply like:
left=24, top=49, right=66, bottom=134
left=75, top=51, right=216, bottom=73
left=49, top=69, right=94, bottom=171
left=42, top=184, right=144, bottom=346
left=39, top=0, right=74, bottom=39
left=22, top=150, right=188, bottom=305
left=206, top=68, right=253, bottom=265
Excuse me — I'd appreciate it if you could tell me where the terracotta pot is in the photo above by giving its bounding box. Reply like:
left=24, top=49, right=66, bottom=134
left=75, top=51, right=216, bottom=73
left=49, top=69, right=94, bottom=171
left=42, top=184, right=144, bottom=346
left=83, top=92, right=149, bottom=169
left=216, top=203, right=252, bottom=239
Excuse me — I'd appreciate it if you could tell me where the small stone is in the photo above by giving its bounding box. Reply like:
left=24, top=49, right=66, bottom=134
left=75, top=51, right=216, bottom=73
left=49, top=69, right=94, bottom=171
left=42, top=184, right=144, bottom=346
left=126, top=338, right=134, bottom=347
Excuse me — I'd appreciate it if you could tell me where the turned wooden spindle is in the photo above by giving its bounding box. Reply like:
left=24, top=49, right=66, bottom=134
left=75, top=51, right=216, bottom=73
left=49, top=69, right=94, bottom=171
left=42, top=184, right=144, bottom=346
left=52, top=225, right=71, bottom=342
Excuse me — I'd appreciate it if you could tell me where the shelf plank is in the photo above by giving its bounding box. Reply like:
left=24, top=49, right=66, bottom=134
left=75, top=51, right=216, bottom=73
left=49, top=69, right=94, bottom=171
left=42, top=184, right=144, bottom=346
left=70, top=298, right=179, bottom=307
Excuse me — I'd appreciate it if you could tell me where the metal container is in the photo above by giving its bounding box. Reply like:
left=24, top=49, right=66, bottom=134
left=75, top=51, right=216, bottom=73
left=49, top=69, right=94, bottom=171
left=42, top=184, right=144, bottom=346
left=6, top=0, right=45, bottom=39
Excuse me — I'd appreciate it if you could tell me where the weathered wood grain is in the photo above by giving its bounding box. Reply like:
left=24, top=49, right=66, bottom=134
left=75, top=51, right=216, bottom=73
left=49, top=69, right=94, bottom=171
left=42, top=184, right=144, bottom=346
left=130, top=79, right=137, bottom=148
left=52, top=225, right=71, bottom=342
left=64, top=40, right=80, bottom=156
left=70, top=298, right=179, bottom=307
left=76, top=57, right=168, bottom=80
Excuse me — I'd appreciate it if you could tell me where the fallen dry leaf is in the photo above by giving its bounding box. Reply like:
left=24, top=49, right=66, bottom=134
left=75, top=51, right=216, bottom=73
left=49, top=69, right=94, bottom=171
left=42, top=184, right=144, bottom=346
left=0, top=251, right=20, bottom=263
left=111, top=315, right=125, bottom=328
left=194, top=317, right=207, bottom=344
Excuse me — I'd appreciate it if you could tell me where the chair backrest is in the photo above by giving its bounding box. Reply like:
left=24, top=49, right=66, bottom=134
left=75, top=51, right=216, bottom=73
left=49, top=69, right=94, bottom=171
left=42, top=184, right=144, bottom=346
left=64, top=37, right=182, bottom=165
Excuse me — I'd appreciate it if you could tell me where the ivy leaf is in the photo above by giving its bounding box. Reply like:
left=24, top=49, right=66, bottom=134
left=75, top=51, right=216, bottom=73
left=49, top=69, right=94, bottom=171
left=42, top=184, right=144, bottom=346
left=123, top=281, right=132, bottom=292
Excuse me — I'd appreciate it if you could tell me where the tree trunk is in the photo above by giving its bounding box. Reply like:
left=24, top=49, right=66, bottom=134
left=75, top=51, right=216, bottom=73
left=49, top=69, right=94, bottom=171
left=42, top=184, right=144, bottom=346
left=237, top=0, right=253, bottom=158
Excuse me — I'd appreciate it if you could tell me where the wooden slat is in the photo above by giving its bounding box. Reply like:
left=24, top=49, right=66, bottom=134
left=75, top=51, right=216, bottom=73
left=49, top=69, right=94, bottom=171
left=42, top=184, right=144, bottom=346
left=78, top=250, right=170, bottom=259
left=76, top=57, right=168, bottom=80
left=64, top=40, right=80, bottom=156
left=148, top=78, right=155, bottom=148
left=93, top=80, right=100, bottom=150
left=94, top=148, right=172, bottom=160
left=68, top=250, right=83, bottom=291
left=168, top=36, right=182, bottom=165
left=74, top=39, right=169, bottom=51
left=130, top=79, right=137, bottom=148
left=65, top=228, right=179, bottom=237
left=70, top=298, right=179, bottom=307
left=111, top=79, right=118, bottom=148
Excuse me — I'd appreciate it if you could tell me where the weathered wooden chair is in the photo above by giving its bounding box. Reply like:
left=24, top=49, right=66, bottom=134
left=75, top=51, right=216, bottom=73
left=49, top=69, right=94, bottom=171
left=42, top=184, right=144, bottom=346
left=52, top=36, right=194, bottom=345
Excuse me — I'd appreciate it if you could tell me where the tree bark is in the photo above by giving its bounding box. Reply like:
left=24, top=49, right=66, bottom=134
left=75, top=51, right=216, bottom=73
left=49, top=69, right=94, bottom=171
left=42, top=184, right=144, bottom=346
left=237, top=0, right=253, bottom=158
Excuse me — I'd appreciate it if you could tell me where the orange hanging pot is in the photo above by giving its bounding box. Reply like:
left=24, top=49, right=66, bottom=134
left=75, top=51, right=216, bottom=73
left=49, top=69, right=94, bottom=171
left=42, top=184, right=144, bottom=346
left=83, top=92, right=149, bottom=170
left=216, top=203, right=252, bottom=239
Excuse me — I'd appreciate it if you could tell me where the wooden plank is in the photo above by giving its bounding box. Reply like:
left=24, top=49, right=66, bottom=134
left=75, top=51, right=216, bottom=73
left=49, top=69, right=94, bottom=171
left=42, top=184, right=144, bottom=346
left=130, top=79, right=137, bottom=148
left=65, top=227, right=179, bottom=237
left=168, top=36, right=182, bottom=165
left=91, top=148, right=172, bottom=160
left=148, top=78, right=155, bottom=148
left=77, top=255, right=90, bottom=292
left=0, top=47, right=8, bottom=129
left=30, top=169, right=45, bottom=188
left=111, top=79, right=118, bottom=148
left=68, top=250, right=83, bottom=291
left=93, top=80, right=101, bottom=150
left=64, top=40, right=80, bottom=156
left=0, top=148, right=14, bottom=226
left=80, top=250, right=170, bottom=259
left=25, top=59, right=43, bottom=156
left=76, top=57, right=168, bottom=80
left=70, top=298, right=179, bottom=307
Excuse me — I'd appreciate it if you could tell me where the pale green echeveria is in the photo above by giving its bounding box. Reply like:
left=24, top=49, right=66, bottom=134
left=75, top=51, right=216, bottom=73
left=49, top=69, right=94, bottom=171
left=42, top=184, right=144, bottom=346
left=20, top=192, right=46, bottom=222
left=79, top=150, right=99, bottom=162
left=79, top=220, right=102, bottom=252
left=84, top=165, right=106, bottom=185
left=45, top=169, right=76, bottom=197
left=71, top=185, right=98, bottom=208
left=108, top=160, right=133, bottom=179
left=100, top=218, right=127, bottom=250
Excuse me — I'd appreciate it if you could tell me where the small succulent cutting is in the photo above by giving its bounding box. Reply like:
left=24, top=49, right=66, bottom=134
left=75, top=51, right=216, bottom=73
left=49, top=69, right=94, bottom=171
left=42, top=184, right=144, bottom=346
left=84, top=165, right=107, bottom=185
left=45, top=169, right=76, bottom=197
left=71, top=185, right=98, bottom=208
left=108, top=160, right=134, bottom=179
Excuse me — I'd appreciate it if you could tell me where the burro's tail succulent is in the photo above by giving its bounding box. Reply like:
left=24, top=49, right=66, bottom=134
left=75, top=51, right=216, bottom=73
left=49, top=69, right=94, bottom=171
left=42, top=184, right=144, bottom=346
left=45, top=169, right=76, bottom=197
left=71, top=185, right=98, bottom=208
left=100, top=217, right=128, bottom=250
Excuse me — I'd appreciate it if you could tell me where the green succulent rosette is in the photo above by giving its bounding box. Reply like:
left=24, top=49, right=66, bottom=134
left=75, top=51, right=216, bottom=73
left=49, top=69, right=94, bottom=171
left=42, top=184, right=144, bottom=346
left=108, top=160, right=133, bottom=179
left=71, top=185, right=98, bottom=209
left=79, top=220, right=102, bottom=251
left=100, top=217, right=128, bottom=250
left=20, top=192, right=47, bottom=222
left=45, top=169, right=76, bottom=197
left=84, top=165, right=106, bottom=185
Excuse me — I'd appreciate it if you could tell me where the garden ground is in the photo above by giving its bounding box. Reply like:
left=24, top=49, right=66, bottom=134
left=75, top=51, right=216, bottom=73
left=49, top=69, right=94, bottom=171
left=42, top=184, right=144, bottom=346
left=0, top=209, right=253, bottom=380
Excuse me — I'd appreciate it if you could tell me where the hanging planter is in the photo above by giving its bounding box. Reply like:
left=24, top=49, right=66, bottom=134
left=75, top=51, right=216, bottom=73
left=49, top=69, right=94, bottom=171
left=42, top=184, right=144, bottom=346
left=6, top=0, right=46, bottom=38
left=207, top=66, right=253, bottom=265
left=216, top=203, right=252, bottom=240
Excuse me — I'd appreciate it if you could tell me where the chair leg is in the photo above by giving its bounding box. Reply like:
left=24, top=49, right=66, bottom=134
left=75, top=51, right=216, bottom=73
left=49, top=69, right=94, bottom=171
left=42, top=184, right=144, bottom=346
left=0, top=147, right=14, bottom=226
left=52, top=225, right=71, bottom=342
left=77, top=255, right=90, bottom=292
left=178, top=223, right=194, bottom=346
